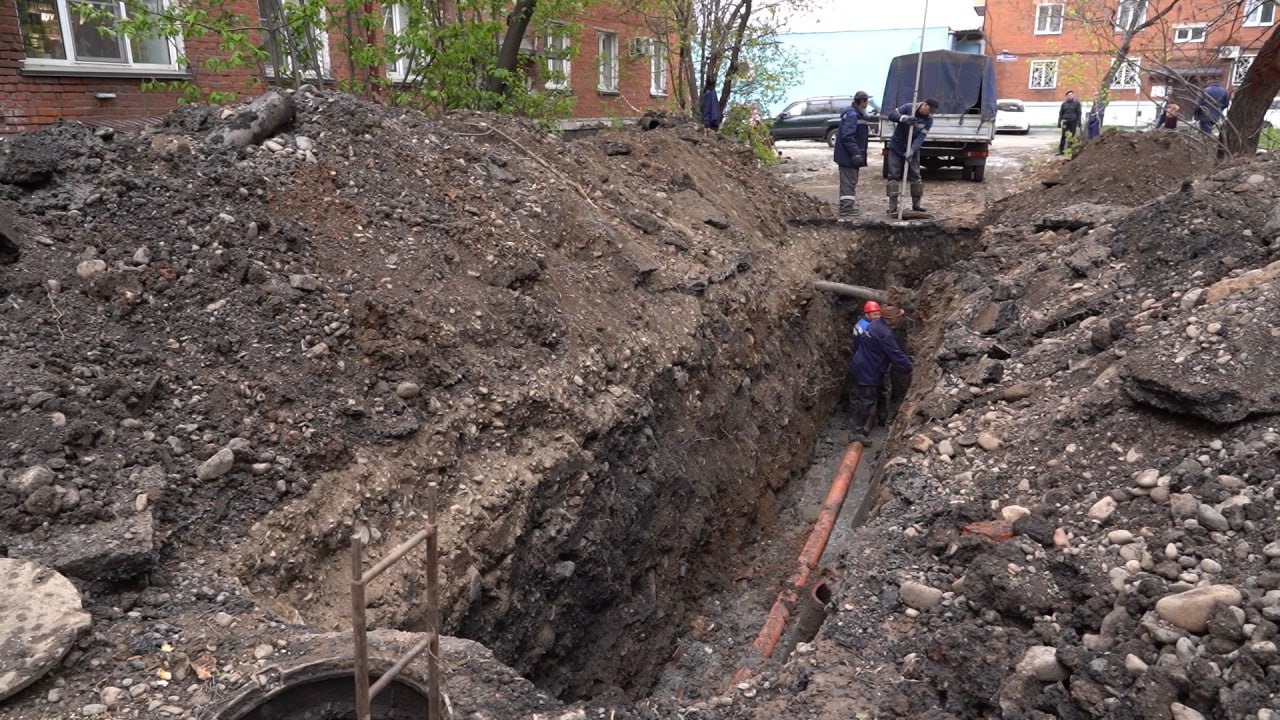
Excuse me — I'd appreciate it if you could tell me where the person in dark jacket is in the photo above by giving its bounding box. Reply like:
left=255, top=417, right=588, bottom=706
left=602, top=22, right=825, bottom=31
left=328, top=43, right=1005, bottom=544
left=885, top=98, right=938, bottom=216
left=833, top=91, right=872, bottom=217
left=1057, top=90, right=1082, bottom=155
left=700, top=79, right=722, bottom=131
left=848, top=304, right=913, bottom=443
left=1194, top=82, right=1230, bottom=133
left=1086, top=109, right=1102, bottom=139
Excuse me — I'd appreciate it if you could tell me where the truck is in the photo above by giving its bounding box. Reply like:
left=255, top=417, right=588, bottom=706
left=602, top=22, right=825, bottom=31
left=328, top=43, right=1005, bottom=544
left=878, top=49, right=997, bottom=182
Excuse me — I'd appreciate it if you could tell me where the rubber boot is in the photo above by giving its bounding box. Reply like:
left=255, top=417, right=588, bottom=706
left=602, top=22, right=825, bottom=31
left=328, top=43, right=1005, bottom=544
left=910, top=182, right=928, bottom=213
left=886, top=181, right=899, bottom=216
left=838, top=197, right=857, bottom=218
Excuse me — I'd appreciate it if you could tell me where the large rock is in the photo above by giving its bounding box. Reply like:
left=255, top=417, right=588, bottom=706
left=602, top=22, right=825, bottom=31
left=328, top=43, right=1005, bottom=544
left=0, top=559, right=92, bottom=700
left=1016, top=645, right=1069, bottom=682
left=1034, top=203, right=1129, bottom=232
left=206, top=90, right=297, bottom=149
left=1203, top=259, right=1280, bottom=304
left=899, top=580, right=943, bottom=611
left=197, top=447, right=236, bottom=481
left=7, top=511, right=156, bottom=584
left=1155, top=585, right=1243, bottom=633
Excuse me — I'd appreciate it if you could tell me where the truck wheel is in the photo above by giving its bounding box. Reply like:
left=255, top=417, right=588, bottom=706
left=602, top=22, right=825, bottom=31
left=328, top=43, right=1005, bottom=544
left=825, top=128, right=837, bottom=147
left=971, top=164, right=986, bottom=182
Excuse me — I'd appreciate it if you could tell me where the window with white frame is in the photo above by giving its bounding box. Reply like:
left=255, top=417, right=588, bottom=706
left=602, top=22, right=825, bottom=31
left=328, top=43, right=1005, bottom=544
left=259, top=0, right=331, bottom=79
left=1111, top=57, right=1140, bottom=89
left=1029, top=59, right=1058, bottom=89
left=1173, top=24, right=1207, bottom=43
left=1233, top=54, right=1256, bottom=85
left=15, top=0, right=180, bottom=69
left=1245, top=0, right=1276, bottom=26
left=543, top=22, right=571, bottom=89
left=1115, top=0, right=1145, bottom=31
left=650, top=41, right=667, bottom=96
left=1035, top=3, right=1064, bottom=34
left=597, top=30, right=618, bottom=92
left=382, top=3, right=408, bottom=80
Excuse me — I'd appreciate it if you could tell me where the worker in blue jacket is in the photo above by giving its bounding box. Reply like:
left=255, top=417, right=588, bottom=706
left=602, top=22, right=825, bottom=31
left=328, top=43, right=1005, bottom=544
left=848, top=302, right=913, bottom=443
left=1194, top=82, right=1230, bottom=134
left=833, top=91, right=873, bottom=217
left=885, top=98, right=939, bottom=216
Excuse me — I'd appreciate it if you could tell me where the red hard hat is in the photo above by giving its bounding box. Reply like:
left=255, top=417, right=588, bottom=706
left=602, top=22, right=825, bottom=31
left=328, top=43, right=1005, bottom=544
left=863, top=300, right=881, bottom=313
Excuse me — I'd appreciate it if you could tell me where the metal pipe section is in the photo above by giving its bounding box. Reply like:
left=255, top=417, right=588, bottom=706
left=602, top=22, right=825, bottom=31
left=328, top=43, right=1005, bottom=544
left=811, top=281, right=888, bottom=303
left=745, top=441, right=864, bottom=662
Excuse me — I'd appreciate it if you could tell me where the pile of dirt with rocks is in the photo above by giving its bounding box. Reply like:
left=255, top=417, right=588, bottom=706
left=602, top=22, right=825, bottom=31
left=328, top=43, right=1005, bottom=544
left=0, top=87, right=874, bottom=719
left=716, top=151, right=1280, bottom=719
left=991, top=129, right=1219, bottom=228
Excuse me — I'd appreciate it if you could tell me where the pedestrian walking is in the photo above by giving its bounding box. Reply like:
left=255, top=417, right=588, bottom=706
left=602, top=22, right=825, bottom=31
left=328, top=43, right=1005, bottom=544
left=700, top=79, right=722, bottom=131
left=1057, top=90, right=1082, bottom=155
left=848, top=300, right=913, bottom=443
left=884, top=98, right=938, bottom=216
left=833, top=91, right=872, bottom=218
left=1194, top=82, right=1230, bottom=134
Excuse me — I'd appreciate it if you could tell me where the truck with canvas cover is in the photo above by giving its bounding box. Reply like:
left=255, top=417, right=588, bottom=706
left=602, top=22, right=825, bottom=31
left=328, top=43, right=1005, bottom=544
left=878, top=49, right=997, bottom=182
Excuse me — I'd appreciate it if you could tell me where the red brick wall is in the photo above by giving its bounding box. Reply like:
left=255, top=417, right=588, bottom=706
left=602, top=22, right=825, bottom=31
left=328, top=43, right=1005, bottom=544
left=1, top=0, right=263, bottom=133
left=2, top=0, right=673, bottom=134
left=984, top=0, right=1274, bottom=103
left=557, top=1, right=675, bottom=118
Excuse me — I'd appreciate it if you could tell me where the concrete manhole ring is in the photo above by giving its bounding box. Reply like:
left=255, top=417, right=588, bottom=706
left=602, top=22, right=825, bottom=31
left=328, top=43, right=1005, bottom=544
left=0, top=558, right=92, bottom=701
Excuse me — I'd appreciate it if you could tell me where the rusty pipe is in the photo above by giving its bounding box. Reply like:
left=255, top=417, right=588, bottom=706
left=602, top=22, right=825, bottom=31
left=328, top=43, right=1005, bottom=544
left=746, top=441, right=864, bottom=662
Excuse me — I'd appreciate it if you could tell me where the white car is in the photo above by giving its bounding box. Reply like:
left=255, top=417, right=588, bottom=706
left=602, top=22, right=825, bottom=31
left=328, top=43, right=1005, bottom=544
left=996, top=98, right=1031, bottom=134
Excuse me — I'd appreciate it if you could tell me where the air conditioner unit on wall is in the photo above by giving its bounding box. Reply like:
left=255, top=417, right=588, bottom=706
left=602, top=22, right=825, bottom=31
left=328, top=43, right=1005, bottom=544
left=628, top=37, right=653, bottom=58
left=1219, top=45, right=1242, bottom=59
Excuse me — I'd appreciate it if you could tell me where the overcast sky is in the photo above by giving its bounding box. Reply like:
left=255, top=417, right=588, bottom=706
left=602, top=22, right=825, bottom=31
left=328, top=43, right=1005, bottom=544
left=781, top=0, right=984, bottom=33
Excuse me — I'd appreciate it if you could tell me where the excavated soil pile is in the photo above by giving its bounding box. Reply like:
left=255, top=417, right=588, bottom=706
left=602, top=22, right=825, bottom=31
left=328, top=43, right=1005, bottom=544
left=0, top=87, right=911, bottom=718
left=721, top=146, right=1280, bottom=720
left=992, top=130, right=1218, bottom=228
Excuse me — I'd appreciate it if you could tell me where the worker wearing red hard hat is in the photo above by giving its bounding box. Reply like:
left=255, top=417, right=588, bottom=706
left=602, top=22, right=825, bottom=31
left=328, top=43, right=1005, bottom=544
left=848, top=299, right=911, bottom=444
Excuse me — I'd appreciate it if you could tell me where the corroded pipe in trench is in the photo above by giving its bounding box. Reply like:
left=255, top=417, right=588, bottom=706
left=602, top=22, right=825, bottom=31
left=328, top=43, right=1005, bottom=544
left=743, top=441, right=864, bottom=666
left=812, top=281, right=888, bottom=303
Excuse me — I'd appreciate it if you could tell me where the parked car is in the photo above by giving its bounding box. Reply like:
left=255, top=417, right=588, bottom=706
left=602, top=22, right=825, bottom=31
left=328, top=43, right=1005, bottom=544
left=995, top=99, right=1031, bottom=134
left=769, top=96, right=857, bottom=145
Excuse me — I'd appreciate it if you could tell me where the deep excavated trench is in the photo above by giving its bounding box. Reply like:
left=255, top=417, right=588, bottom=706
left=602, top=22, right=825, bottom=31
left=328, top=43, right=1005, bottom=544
left=455, top=220, right=981, bottom=701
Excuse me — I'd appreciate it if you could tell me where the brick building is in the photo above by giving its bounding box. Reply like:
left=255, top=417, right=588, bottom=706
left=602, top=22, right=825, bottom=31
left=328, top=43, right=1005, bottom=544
left=979, top=0, right=1277, bottom=126
left=1, top=0, right=674, bottom=133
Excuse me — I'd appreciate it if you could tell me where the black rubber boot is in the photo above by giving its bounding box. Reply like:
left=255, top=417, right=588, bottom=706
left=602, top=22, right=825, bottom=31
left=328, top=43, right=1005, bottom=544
left=910, top=182, right=927, bottom=213
left=887, top=181, right=899, bottom=216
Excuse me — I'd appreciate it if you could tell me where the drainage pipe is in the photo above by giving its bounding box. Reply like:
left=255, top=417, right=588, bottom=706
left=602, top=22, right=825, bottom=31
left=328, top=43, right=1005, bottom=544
left=737, top=440, right=864, bottom=674
left=811, top=281, right=887, bottom=303
left=775, top=580, right=835, bottom=661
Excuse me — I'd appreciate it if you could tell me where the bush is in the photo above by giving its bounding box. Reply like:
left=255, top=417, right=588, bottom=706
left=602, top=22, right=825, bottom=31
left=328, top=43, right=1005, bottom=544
left=721, top=105, right=778, bottom=165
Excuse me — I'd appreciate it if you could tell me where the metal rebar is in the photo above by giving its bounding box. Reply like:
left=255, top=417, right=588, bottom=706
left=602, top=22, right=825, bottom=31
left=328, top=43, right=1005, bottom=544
left=426, top=485, right=443, bottom=719
left=369, top=634, right=433, bottom=700
left=359, top=526, right=434, bottom=585
left=351, top=534, right=372, bottom=720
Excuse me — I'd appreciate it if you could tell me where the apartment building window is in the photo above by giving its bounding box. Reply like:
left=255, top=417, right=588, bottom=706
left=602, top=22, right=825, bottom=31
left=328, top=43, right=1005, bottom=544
left=259, top=0, right=331, bottom=79
left=1111, top=58, right=1140, bottom=89
left=544, top=22, right=571, bottom=89
left=15, top=0, right=180, bottom=69
left=1035, top=3, right=1064, bottom=34
left=597, top=30, right=618, bottom=92
left=1029, top=59, right=1058, bottom=89
left=1115, top=0, right=1145, bottom=31
left=1173, top=24, right=1207, bottom=43
left=650, top=41, right=668, bottom=96
left=382, top=4, right=408, bottom=80
left=1245, top=0, right=1276, bottom=26
left=1233, top=54, right=1255, bottom=86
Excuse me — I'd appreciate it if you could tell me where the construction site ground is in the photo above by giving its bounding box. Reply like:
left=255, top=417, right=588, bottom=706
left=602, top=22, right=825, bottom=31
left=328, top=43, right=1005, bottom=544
left=2, top=92, right=1280, bottom=720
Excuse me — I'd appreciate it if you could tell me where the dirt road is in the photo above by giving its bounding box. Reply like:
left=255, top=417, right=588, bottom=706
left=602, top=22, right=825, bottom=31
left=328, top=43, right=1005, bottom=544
left=774, top=129, right=1058, bottom=217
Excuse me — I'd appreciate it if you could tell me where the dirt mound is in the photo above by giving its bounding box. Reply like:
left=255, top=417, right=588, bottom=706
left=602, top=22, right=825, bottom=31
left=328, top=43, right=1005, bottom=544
left=0, top=87, right=874, bottom=717
left=731, top=151, right=1280, bottom=719
left=991, top=129, right=1218, bottom=226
